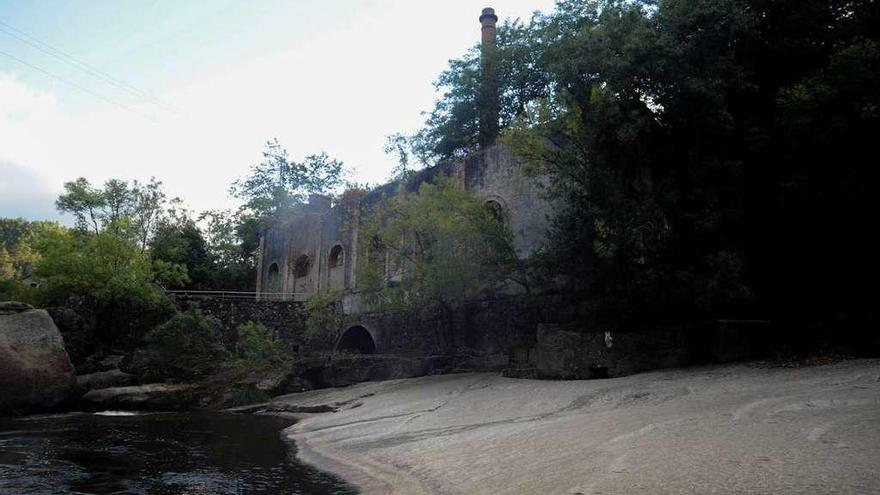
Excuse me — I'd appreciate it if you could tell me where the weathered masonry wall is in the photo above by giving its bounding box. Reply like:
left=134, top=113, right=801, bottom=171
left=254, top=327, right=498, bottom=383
left=464, top=145, right=553, bottom=257
left=172, top=297, right=307, bottom=351
left=255, top=143, right=555, bottom=301
left=525, top=321, right=779, bottom=379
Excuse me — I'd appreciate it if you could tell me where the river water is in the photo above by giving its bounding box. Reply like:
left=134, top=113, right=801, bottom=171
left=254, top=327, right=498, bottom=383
left=0, top=411, right=356, bottom=495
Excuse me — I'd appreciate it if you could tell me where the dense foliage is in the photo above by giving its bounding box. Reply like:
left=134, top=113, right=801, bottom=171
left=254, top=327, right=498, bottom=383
left=1, top=145, right=281, bottom=355
left=230, top=138, right=345, bottom=217
left=409, top=0, right=878, bottom=333
left=133, top=311, right=228, bottom=381
left=357, top=178, right=519, bottom=348
left=303, top=290, right=344, bottom=347
left=234, top=321, right=286, bottom=366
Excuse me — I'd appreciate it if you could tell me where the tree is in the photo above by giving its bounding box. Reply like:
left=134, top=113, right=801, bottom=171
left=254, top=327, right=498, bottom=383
left=130, top=178, right=167, bottom=252
left=357, top=177, right=518, bottom=349
left=422, top=0, right=878, bottom=335
left=199, top=209, right=260, bottom=290
left=32, top=223, right=173, bottom=349
left=407, top=18, right=550, bottom=161
left=0, top=218, right=59, bottom=283
left=149, top=203, right=211, bottom=289
left=55, top=177, right=166, bottom=246
left=383, top=133, right=421, bottom=182
left=33, top=227, right=161, bottom=305
left=230, top=138, right=345, bottom=217
left=56, top=178, right=106, bottom=235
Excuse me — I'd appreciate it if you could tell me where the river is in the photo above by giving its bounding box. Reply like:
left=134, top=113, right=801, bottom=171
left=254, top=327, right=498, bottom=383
left=0, top=410, right=356, bottom=495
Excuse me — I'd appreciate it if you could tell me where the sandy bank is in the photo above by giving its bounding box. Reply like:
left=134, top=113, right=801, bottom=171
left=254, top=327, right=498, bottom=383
left=280, top=360, right=880, bottom=494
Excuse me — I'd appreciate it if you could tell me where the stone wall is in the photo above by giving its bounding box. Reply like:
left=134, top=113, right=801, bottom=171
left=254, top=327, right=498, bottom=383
left=464, top=146, right=554, bottom=257
left=340, top=296, right=545, bottom=365
left=528, top=321, right=777, bottom=379
left=173, top=297, right=307, bottom=352
left=256, top=143, right=555, bottom=299
left=172, top=295, right=785, bottom=381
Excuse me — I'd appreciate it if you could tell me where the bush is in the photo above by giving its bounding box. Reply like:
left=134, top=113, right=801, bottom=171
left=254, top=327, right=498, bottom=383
left=304, top=291, right=342, bottom=347
left=234, top=321, right=286, bottom=367
left=222, top=385, right=271, bottom=408
left=133, top=311, right=228, bottom=381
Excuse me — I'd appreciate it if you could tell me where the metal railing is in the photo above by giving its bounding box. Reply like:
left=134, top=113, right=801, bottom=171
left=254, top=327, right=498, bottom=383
left=164, top=289, right=311, bottom=301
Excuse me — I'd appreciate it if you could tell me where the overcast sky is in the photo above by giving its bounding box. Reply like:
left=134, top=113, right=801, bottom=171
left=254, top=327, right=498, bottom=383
left=0, top=0, right=556, bottom=222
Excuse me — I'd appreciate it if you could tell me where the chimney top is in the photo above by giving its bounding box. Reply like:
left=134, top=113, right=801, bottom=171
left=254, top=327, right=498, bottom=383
left=480, top=7, right=498, bottom=25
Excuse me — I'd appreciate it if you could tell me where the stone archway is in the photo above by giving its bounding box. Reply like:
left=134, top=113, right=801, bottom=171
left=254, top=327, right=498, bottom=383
left=336, top=325, right=376, bottom=354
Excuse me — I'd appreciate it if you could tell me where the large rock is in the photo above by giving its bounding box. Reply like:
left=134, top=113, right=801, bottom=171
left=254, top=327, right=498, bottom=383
left=76, top=369, right=135, bottom=392
left=0, top=301, right=33, bottom=315
left=80, top=383, right=199, bottom=411
left=76, top=353, right=128, bottom=375
left=0, top=306, right=77, bottom=414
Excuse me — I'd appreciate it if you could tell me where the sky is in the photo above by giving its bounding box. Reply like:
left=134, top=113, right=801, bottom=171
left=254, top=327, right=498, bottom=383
left=0, top=0, right=555, bottom=222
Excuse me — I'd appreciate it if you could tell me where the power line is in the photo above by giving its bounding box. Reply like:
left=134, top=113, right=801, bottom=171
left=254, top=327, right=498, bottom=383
left=0, top=20, right=175, bottom=113
left=0, top=48, right=155, bottom=120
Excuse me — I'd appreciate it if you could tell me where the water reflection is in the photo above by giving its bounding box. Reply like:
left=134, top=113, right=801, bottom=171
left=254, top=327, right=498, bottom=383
left=0, top=411, right=356, bottom=495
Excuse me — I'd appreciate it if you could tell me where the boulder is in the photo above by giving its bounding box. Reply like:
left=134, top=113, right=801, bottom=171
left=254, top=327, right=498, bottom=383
left=77, top=353, right=128, bottom=375
left=80, top=383, right=199, bottom=411
left=76, top=369, right=134, bottom=392
left=0, top=306, right=77, bottom=414
left=0, top=301, right=33, bottom=315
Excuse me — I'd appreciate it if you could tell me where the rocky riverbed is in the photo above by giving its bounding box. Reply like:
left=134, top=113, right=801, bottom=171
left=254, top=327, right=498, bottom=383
left=263, top=359, right=880, bottom=494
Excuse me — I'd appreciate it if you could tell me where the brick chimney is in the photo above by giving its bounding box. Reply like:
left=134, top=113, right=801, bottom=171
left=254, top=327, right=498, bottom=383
left=479, top=7, right=500, bottom=148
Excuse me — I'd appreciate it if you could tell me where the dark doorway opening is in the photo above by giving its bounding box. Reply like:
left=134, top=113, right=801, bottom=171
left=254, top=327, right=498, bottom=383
left=337, top=326, right=376, bottom=354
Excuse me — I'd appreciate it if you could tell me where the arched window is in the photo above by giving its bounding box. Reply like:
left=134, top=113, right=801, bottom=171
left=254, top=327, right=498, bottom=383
left=267, top=262, right=281, bottom=294
left=329, top=245, right=344, bottom=268
left=485, top=199, right=506, bottom=223
left=327, top=244, right=345, bottom=290
left=294, top=255, right=311, bottom=278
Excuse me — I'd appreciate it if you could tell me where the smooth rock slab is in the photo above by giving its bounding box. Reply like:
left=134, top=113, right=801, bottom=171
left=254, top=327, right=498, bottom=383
left=81, top=383, right=199, bottom=411
left=285, top=359, right=880, bottom=495
left=0, top=307, right=77, bottom=414
left=76, top=369, right=134, bottom=392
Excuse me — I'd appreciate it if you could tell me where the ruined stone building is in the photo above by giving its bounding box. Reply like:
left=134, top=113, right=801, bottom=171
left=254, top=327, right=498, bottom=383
left=254, top=8, right=557, bottom=359
left=255, top=143, right=552, bottom=302
left=248, top=8, right=770, bottom=376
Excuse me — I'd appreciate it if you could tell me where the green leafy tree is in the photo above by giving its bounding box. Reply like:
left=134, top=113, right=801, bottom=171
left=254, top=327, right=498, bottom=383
left=133, top=311, right=228, bottom=380
left=408, top=18, right=550, bottom=161
left=149, top=205, right=212, bottom=289
left=199, top=209, right=260, bottom=290
left=422, top=0, right=877, bottom=335
left=0, top=218, right=60, bottom=283
left=303, top=290, right=344, bottom=348
left=383, top=133, right=421, bottom=182
left=55, top=177, right=106, bottom=234
left=357, top=177, right=518, bottom=349
left=34, top=227, right=162, bottom=306
left=230, top=138, right=345, bottom=217
left=234, top=321, right=285, bottom=367
left=55, top=177, right=166, bottom=247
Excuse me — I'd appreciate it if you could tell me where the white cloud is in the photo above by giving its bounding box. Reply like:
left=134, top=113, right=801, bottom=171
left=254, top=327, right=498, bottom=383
left=0, top=158, right=64, bottom=221
left=0, top=1, right=555, bottom=220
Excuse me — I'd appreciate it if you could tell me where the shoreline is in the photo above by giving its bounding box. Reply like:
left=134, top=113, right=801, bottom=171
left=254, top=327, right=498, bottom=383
left=278, top=360, right=880, bottom=495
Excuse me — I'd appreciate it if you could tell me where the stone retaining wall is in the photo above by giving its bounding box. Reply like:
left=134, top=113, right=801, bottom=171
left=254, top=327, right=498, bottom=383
left=172, top=297, right=307, bottom=351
